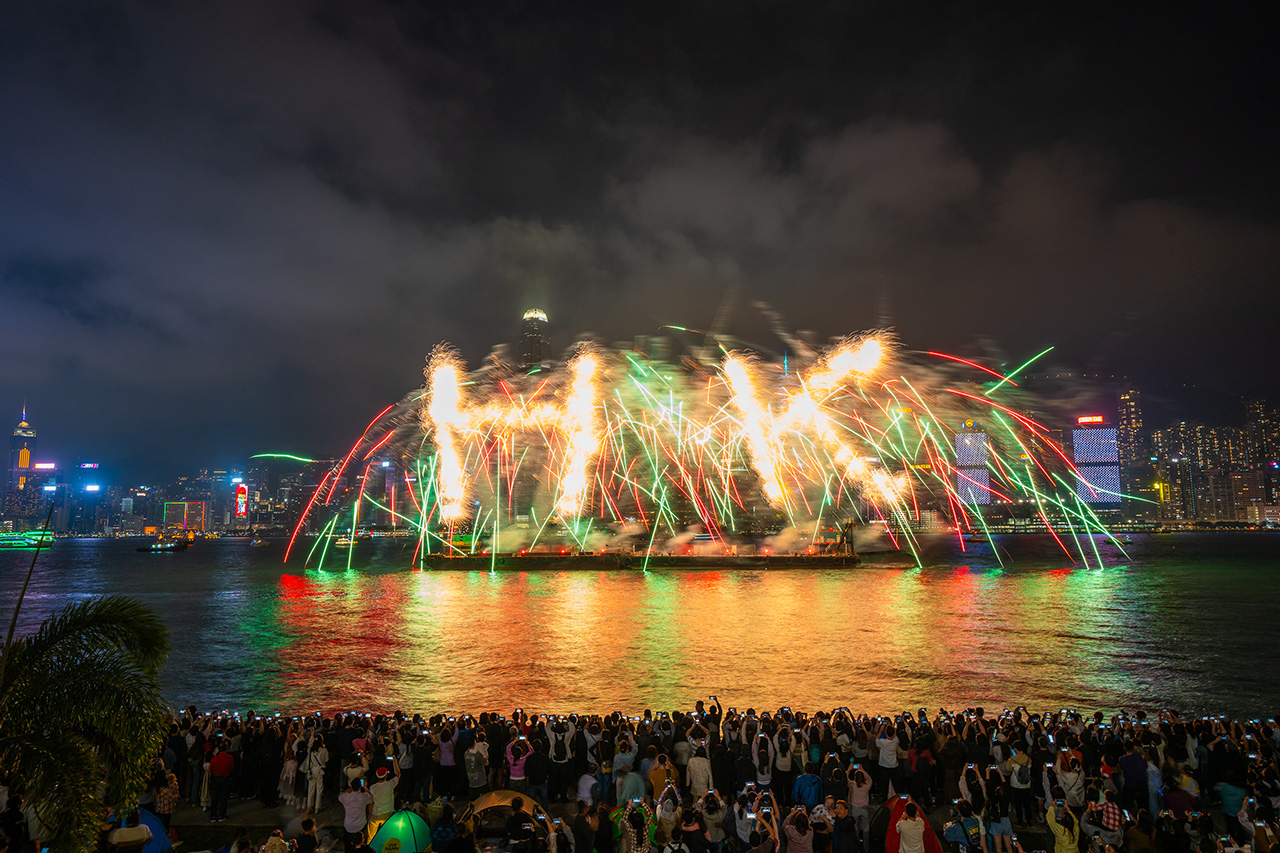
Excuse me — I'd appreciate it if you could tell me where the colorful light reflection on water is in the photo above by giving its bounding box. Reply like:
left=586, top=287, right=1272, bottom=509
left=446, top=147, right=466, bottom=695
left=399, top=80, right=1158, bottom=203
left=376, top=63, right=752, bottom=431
left=1, top=534, right=1278, bottom=716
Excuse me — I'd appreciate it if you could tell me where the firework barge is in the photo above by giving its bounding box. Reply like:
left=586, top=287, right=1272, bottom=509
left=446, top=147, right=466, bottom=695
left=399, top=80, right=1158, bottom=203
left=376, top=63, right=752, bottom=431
left=413, top=553, right=866, bottom=570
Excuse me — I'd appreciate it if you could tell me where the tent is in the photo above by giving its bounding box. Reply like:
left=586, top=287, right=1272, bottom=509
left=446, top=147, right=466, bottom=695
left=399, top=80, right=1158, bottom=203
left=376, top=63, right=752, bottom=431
left=458, top=790, right=550, bottom=841
left=135, top=809, right=173, bottom=853
left=369, top=810, right=433, bottom=853
left=877, top=796, right=943, bottom=853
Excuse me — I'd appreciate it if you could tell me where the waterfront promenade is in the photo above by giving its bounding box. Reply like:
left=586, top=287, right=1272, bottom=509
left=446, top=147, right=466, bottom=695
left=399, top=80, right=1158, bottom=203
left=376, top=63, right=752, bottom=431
left=143, top=703, right=1269, bottom=853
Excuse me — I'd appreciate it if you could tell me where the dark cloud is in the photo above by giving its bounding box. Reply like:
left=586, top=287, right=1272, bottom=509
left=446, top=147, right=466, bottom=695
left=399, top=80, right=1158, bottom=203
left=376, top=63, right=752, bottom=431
left=0, top=1, right=1275, bottom=478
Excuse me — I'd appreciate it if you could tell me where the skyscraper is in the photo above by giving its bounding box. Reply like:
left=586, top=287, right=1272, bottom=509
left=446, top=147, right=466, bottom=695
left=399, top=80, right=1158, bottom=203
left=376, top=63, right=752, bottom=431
left=518, top=309, right=551, bottom=371
left=1116, top=388, right=1145, bottom=467
left=1245, top=398, right=1277, bottom=466
left=8, top=407, right=36, bottom=490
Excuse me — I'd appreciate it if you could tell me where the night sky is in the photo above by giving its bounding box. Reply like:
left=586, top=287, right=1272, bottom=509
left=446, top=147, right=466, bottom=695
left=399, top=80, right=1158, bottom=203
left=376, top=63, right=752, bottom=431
left=2, top=2, right=1276, bottom=479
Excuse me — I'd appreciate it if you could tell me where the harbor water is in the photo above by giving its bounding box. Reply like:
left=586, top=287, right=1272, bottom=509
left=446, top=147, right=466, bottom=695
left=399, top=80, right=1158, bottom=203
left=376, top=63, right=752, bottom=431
left=1, top=532, right=1277, bottom=716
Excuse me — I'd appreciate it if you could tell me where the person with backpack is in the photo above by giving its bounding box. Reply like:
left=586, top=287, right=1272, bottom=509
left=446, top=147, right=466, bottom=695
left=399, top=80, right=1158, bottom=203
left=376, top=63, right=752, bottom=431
left=547, top=717, right=578, bottom=803
left=942, top=800, right=987, bottom=853
left=465, top=736, right=490, bottom=799
left=1003, top=746, right=1034, bottom=827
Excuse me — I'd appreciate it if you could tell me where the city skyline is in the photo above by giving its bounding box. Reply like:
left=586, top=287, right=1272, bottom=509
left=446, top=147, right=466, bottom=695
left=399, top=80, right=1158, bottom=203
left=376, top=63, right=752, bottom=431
left=2, top=4, right=1277, bottom=479
left=4, top=306, right=1280, bottom=483
left=6, top=311, right=1280, bottom=538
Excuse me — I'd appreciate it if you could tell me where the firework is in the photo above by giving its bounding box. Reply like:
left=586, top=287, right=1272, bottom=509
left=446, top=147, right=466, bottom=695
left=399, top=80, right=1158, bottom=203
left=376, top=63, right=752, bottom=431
left=289, top=327, right=1120, bottom=568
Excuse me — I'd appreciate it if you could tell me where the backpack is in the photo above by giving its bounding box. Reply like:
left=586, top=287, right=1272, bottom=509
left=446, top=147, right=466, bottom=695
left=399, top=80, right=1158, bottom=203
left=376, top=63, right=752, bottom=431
left=554, top=733, right=568, bottom=762
left=1014, top=761, right=1031, bottom=787
left=465, top=750, right=486, bottom=784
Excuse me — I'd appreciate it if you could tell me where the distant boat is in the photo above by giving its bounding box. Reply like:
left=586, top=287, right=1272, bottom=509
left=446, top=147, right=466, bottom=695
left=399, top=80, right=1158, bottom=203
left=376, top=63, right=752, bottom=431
left=0, top=531, right=54, bottom=549
left=138, top=538, right=188, bottom=553
left=333, top=537, right=355, bottom=547
left=249, top=537, right=269, bottom=547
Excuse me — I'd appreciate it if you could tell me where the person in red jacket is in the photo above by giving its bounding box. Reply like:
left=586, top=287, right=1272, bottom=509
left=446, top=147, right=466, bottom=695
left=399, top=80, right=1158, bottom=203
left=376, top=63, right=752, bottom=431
left=208, top=743, right=235, bottom=821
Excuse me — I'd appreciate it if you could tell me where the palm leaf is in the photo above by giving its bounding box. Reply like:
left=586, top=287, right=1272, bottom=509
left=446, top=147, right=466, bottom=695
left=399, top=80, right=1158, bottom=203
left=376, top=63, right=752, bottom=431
left=8, top=597, right=169, bottom=676
left=0, top=596, right=172, bottom=852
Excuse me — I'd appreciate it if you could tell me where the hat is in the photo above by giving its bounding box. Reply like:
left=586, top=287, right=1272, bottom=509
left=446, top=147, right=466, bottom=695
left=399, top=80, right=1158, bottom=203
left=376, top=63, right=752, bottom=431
left=376, top=766, right=389, bottom=778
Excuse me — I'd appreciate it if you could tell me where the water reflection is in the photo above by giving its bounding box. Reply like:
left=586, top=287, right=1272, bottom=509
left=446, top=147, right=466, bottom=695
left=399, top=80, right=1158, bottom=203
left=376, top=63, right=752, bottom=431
left=0, top=535, right=1278, bottom=715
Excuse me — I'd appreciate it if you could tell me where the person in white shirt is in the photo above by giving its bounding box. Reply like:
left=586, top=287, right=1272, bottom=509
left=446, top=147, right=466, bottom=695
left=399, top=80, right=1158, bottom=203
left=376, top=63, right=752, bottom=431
left=338, top=777, right=374, bottom=851
left=577, top=763, right=599, bottom=805
left=896, top=802, right=926, bottom=853
left=877, top=725, right=900, bottom=799
left=369, top=763, right=401, bottom=828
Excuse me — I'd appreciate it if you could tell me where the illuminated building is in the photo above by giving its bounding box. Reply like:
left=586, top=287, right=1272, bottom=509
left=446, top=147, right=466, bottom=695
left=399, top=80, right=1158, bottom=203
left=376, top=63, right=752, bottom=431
left=954, top=420, right=990, bottom=506
left=1159, top=456, right=1197, bottom=521
left=518, top=309, right=551, bottom=371
left=163, top=501, right=207, bottom=533
left=1245, top=399, right=1277, bottom=462
left=3, top=409, right=48, bottom=520
left=1116, top=387, right=1145, bottom=466
left=8, top=407, right=36, bottom=490
left=1229, top=471, right=1266, bottom=522
left=1072, top=416, right=1121, bottom=506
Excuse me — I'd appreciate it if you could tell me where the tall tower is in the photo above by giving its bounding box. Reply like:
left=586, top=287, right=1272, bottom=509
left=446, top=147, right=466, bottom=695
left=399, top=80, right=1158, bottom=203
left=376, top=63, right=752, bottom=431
left=518, top=309, right=551, bottom=371
left=9, top=407, right=36, bottom=490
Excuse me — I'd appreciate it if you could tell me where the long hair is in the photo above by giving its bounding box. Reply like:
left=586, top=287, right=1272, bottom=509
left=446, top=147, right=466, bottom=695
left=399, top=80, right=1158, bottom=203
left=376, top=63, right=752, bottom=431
left=757, top=748, right=771, bottom=774
left=964, top=768, right=986, bottom=813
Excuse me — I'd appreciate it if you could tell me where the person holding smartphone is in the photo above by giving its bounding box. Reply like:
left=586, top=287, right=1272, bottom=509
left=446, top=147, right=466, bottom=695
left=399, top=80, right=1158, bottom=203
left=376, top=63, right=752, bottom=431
left=337, top=776, right=373, bottom=853
left=368, top=762, right=401, bottom=836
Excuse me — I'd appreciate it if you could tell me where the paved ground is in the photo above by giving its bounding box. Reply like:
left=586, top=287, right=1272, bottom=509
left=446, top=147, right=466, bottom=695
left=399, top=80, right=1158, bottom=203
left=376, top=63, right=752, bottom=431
left=166, top=794, right=1057, bottom=853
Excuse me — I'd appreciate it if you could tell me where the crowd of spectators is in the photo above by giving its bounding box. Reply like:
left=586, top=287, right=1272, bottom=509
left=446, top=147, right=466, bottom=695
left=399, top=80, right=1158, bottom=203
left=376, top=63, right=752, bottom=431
left=3, top=702, right=1275, bottom=853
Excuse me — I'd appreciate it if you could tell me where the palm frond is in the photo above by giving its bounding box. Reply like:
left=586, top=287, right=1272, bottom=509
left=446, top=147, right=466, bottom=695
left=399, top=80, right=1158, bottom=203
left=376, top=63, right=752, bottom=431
left=0, top=596, right=172, bottom=851
left=7, top=596, right=169, bottom=678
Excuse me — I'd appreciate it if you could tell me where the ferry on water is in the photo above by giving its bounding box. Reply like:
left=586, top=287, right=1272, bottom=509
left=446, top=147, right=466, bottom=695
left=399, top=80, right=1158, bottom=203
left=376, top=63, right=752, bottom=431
left=0, top=531, right=55, bottom=549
